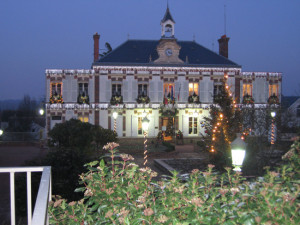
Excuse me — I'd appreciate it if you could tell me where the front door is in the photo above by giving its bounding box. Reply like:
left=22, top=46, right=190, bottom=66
left=160, top=117, right=174, bottom=141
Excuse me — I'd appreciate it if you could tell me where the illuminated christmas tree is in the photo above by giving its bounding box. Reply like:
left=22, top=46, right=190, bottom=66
left=202, top=74, right=242, bottom=169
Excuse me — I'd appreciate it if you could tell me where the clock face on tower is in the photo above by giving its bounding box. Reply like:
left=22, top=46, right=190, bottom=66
left=165, top=48, right=173, bottom=56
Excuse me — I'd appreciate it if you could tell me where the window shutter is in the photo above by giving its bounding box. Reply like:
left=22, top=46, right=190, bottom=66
left=157, top=80, right=163, bottom=102
left=132, top=80, right=138, bottom=102
left=149, top=80, right=155, bottom=102
left=132, top=115, right=138, bottom=136
left=199, top=80, right=206, bottom=103
left=106, top=80, right=111, bottom=102
left=182, top=81, right=189, bottom=102
left=175, top=116, right=179, bottom=131
left=207, top=80, right=214, bottom=103
left=159, top=116, right=162, bottom=130
left=265, top=81, right=269, bottom=103
left=123, top=80, right=129, bottom=102
left=174, top=81, right=179, bottom=102
left=70, top=79, right=77, bottom=102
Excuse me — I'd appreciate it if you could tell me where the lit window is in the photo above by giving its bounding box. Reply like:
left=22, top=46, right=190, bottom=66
left=78, top=83, right=88, bottom=95
left=163, top=83, right=174, bottom=98
left=269, top=84, right=278, bottom=97
left=297, top=105, right=300, bottom=118
left=138, top=117, right=144, bottom=135
left=214, top=83, right=222, bottom=96
left=138, top=84, right=148, bottom=96
left=189, top=83, right=199, bottom=96
left=112, top=84, right=122, bottom=96
left=51, top=83, right=62, bottom=96
left=189, top=117, right=198, bottom=135
left=243, top=84, right=252, bottom=96
left=78, top=115, right=89, bottom=123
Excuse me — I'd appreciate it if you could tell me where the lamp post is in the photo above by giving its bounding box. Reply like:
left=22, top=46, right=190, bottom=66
left=112, top=111, right=118, bottom=133
left=270, top=111, right=276, bottom=145
left=39, top=108, right=45, bottom=116
left=142, top=116, right=150, bottom=166
left=231, top=133, right=246, bottom=172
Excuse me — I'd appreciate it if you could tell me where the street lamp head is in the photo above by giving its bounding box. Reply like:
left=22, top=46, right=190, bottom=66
left=0, top=129, right=3, bottom=136
left=271, top=111, right=276, bottom=118
left=231, top=133, right=246, bottom=172
left=112, top=112, right=118, bottom=119
left=142, top=116, right=150, bottom=131
left=39, top=109, right=45, bottom=116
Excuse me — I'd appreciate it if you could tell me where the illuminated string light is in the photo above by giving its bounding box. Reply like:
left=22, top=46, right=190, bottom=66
left=143, top=130, right=148, bottom=165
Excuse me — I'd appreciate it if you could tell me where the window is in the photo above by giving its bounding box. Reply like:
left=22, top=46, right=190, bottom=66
left=78, top=115, right=89, bottom=123
left=163, top=83, right=175, bottom=98
left=243, top=84, right=252, bottom=96
left=189, top=83, right=198, bottom=96
left=138, top=117, right=144, bottom=135
left=269, top=84, right=278, bottom=97
left=297, top=105, right=300, bottom=118
left=52, top=116, right=61, bottom=120
left=78, top=83, right=88, bottom=95
left=165, top=24, right=173, bottom=37
left=189, top=117, right=198, bottom=135
left=138, top=84, right=148, bottom=96
left=214, top=83, right=222, bottom=96
left=112, top=84, right=122, bottom=96
left=51, top=83, right=62, bottom=96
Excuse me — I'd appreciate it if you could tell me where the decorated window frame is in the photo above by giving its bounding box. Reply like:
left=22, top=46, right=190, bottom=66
left=189, top=82, right=199, bottom=96
left=112, top=83, right=122, bottom=97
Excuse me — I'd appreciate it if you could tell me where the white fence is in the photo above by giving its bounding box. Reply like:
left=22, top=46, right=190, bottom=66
left=0, top=167, right=51, bottom=225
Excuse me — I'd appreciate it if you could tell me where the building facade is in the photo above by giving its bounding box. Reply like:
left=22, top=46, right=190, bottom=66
left=45, top=7, right=282, bottom=139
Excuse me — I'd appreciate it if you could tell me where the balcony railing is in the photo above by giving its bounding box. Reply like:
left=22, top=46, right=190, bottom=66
left=0, top=167, right=51, bottom=225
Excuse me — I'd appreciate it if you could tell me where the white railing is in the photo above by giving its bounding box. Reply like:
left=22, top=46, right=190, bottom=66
left=0, top=167, right=51, bottom=225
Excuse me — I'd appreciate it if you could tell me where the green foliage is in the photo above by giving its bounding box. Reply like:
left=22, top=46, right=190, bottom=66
left=48, top=119, right=117, bottom=150
left=162, top=141, right=175, bottom=152
left=49, top=139, right=300, bottom=224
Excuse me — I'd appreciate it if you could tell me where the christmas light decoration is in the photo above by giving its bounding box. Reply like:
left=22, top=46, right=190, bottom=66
left=142, top=115, right=150, bottom=166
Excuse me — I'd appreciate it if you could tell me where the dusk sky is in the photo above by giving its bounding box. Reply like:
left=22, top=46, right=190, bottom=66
left=1, top=0, right=299, bottom=100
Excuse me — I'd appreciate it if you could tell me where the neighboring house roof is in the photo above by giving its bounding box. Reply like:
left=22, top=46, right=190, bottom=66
left=281, top=96, right=300, bottom=109
left=93, top=40, right=240, bottom=68
left=161, top=6, right=175, bottom=23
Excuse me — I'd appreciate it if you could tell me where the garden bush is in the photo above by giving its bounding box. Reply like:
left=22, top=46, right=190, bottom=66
left=49, top=139, right=300, bottom=224
left=162, top=141, right=175, bottom=152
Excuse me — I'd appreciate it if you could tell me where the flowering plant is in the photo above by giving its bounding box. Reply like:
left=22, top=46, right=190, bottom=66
left=242, top=94, right=254, bottom=104
left=188, top=92, right=200, bottom=103
left=110, top=95, right=123, bottom=105
left=50, top=93, right=63, bottom=104
left=268, top=94, right=279, bottom=104
left=77, top=93, right=89, bottom=104
left=136, top=94, right=150, bottom=104
left=49, top=139, right=300, bottom=224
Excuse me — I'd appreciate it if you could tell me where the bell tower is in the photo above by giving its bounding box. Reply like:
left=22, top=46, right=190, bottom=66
left=161, top=4, right=175, bottom=38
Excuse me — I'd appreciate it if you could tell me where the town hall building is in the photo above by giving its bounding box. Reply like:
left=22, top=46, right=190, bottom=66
left=45, top=6, right=282, bottom=139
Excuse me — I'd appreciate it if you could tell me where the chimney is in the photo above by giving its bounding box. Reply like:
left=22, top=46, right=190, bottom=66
left=218, top=35, right=230, bottom=58
left=93, top=32, right=100, bottom=62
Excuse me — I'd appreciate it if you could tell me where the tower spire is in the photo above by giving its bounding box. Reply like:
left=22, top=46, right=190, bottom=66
left=160, top=3, right=175, bottom=38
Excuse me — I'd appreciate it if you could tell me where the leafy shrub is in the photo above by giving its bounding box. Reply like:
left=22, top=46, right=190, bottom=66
left=162, top=141, right=175, bottom=152
left=49, top=139, right=300, bottom=224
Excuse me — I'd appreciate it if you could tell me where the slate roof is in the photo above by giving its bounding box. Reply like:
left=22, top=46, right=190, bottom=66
left=162, top=6, right=175, bottom=23
left=93, top=39, right=240, bottom=68
left=281, top=96, right=300, bottom=109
